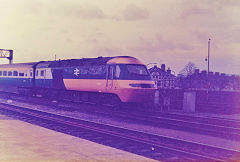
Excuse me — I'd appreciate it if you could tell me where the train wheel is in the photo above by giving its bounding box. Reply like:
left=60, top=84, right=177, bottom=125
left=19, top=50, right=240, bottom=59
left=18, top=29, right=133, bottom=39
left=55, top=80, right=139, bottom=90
left=88, top=92, right=101, bottom=104
left=42, top=89, right=50, bottom=99
left=72, top=91, right=80, bottom=102
left=95, top=93, right=103, bottom=105
left=80, top=92, right=88, bottom=102
left=110, top=95, right=121, bottom=108
left=98, top=93, right=107, bottom=105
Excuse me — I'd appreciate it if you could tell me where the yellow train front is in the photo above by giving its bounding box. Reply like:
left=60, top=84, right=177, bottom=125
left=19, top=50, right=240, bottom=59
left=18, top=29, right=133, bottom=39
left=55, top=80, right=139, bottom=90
left=62, top=56, right=156, bottom=104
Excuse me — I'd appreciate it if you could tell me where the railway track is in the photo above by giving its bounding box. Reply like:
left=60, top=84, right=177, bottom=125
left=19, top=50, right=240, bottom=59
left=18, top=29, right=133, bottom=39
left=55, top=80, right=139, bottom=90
left=1, top=91, right=240, bottom=141
left=107, top=108, right=240, bottom=140
left=0, top=102, right=239, bottom=161
left=135, top=110, right=240, bottom=128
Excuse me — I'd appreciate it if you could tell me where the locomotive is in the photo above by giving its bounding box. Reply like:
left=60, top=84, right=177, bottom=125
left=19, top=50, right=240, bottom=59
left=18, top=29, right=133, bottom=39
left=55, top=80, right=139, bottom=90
left=0, top=56, right=156, bottom=105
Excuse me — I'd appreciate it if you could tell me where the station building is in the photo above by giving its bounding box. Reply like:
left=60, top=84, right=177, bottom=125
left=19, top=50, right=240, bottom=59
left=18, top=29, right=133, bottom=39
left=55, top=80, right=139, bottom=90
left=148, top=64, right=176, bottom=89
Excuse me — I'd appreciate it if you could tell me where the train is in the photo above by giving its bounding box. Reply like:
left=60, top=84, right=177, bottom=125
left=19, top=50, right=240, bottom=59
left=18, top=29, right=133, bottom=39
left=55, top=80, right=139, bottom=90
left=0, top=56, right=156, bottom=106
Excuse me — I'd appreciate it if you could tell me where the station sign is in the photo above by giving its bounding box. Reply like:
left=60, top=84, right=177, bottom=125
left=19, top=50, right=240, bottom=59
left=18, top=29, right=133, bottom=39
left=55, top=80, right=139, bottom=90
left=0, top=49, right=13, bottom=64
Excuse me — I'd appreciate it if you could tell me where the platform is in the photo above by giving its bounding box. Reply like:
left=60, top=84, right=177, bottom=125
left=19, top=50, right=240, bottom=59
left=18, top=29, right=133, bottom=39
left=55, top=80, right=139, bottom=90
left=0, top=114, right=156, bottom=162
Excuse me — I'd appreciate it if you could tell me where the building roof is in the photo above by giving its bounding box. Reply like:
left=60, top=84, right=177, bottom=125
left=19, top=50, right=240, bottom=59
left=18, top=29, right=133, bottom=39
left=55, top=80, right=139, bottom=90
left=148, top=65, right=176, bottom=77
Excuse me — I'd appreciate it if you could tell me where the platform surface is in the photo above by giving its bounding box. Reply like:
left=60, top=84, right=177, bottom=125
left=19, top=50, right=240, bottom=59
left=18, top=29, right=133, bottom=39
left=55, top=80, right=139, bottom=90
left=0, top=114, right=156, bottom=162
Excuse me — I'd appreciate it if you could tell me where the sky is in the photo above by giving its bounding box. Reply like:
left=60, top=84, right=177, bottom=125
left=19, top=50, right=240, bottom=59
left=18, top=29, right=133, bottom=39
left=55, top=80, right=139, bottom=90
left=0, top=0, right=240, bottom=75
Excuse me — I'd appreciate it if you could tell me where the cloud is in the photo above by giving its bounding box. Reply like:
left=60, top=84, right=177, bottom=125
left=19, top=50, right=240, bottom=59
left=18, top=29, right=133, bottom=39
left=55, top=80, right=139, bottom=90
left=128, top=35, right=195, bottom=53
left=22, top=1, right=105, bottom=19
left=90, top=46, right=122, bottom=57
left=60, top=4, right=105, bottom=19
left=23, top=0, right=45, bottom=15
left=123, top=4, right=149, bottom=21
left=87, top=38, right=99, bottom=44
left=181, top=8, right=213, bottom=19
left=193, top=31, right=212, bottom=43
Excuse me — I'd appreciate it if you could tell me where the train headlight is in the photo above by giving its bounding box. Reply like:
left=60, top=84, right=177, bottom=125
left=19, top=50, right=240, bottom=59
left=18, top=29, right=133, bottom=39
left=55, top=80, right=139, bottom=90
left=129, top=84, right=155, bottom=88
left=129, top=84, right=142, bottom=88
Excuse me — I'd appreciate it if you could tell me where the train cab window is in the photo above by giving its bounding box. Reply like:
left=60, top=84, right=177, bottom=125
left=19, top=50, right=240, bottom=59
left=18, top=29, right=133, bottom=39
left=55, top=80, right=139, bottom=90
left=116, top=64, right=152, bottom=80
left=115, top=65, right=121, bottom=79
left=40, top=70, right=45, bottom=77
left=107, top=66, right=114, bottom=79
left=8, top=71, right=12, bottom=76
left=19, top=73, right=24, bottom=77
left=3, top=71, right=7, bottom=76
left=0, top=71, right=2, bottom=76
left=126, top=65, right=148, bottom=75
left=13, top=71, right=18, bottom=76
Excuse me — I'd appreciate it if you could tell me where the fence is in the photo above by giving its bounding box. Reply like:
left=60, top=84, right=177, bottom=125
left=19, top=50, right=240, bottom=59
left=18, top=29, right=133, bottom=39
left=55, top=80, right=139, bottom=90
left=156, top=89, right=240, bottom=114
left=195, top=90, right=240, bottom=113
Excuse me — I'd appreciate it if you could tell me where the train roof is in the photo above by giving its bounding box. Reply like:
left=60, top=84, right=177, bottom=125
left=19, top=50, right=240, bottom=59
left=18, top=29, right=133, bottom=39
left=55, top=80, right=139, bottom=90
left=46, top=56, right=138, bottom=68
left=48, top=56, right=115, bottom=67
left=0, top=56, right=141, bottom=69
left=0, top=62, right=37, bottom=68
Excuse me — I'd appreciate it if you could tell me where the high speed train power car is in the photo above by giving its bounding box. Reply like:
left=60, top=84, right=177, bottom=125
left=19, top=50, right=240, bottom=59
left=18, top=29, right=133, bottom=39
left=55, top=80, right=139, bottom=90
left=0, top=56, right=156, bottom=105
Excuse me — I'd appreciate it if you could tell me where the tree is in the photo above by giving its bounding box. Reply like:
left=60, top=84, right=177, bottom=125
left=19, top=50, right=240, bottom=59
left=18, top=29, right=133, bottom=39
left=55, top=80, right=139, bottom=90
left=179, top=62, right=197, bottom=77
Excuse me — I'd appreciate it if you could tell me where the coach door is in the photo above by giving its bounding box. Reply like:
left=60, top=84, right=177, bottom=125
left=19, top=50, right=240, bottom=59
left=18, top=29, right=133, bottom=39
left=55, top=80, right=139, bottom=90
left=106, top=65, right=115, bottom=92
left=52, top=69, right=65, bottom=89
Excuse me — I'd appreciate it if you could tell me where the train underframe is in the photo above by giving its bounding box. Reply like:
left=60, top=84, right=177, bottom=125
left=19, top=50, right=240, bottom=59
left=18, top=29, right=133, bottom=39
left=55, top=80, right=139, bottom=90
left=17, top=86, right=123, bottom=107
left=17, top=86, right=154, bottom=109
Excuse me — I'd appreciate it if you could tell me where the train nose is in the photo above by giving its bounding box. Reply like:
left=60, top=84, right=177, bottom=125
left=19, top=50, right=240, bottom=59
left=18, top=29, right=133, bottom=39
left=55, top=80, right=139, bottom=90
left=118, top=88, right=156, bottom=103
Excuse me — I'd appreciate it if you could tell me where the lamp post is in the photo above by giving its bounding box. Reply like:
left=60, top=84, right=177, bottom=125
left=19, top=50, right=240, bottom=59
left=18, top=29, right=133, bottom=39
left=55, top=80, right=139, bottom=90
left=206, top=38, right=211, bottom=95
left=207, top=38, right=211, bottom=74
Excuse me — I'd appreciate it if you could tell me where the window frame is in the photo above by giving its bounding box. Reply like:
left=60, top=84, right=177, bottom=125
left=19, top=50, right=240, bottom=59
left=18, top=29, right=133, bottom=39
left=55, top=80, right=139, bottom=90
left=13, top=71, right=18, bottom=76
left=40, top=70, right=45, bottom=77
left=8, top=71, right=13, bottom=76
left=19, top=72, right=24, bottom=77
left=3, top=71, right=7, bottom=76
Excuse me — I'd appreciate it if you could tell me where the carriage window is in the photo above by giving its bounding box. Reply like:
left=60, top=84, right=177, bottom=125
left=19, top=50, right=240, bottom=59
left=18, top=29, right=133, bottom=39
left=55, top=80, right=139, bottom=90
left=13, top=71, right=18, bottom=76
left=25, top=73, right=27, bottom=77
left=8, top=71, right=12, bottom=76
left=3, top=71, right=7, bottom=76
left=0, top=71, right=2, bottom=76
left=36, top=70, right=38, bottom=76
left=19, top=73, right=24, bottom=76
left=30, top=71, right=33, bottom=77
left=40, top=70, right=45, bottom=76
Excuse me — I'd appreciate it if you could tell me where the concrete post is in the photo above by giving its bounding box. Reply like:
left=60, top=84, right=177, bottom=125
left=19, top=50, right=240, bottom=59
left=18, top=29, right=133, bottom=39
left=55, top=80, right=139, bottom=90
left=154, top=90, right=159, bottom=105
left=183, top=91, right=196, bottom=113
